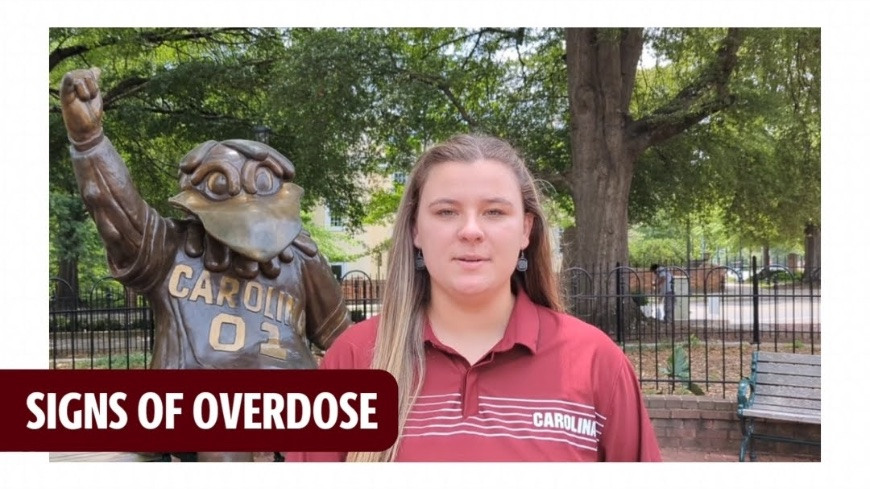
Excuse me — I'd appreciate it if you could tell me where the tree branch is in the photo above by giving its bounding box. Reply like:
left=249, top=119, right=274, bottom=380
left=405, top=70, right=484, bottom=132
left=49, top=45, right=90, bottom=71
left=426, top=27, right=525, bottom=58
left=48, top=75, right=151, bottom=113
left=49, top=28, right=258, bottom=71
left=628, top=28, right=746, bottom=154
left=140, top=105, right=240, bottom=121
left=102, top=76, right=150, bottom=109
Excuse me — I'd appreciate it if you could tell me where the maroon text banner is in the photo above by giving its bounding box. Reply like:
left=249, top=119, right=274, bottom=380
left=0, top=369, right=398, bottom=452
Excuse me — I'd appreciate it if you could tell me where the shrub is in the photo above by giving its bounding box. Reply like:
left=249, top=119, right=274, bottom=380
left=660, top=344, right=705, bottom=395
left=631, top=290, right=648, bottom=307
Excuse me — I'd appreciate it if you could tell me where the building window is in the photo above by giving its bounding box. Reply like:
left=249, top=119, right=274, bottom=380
left=392, top=171, right=407, bottom=185
left=325, top=206, right=344, bottom=230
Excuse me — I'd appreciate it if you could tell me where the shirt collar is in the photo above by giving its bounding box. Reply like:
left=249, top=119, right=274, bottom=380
left=422, top=288, right=541, bottom=355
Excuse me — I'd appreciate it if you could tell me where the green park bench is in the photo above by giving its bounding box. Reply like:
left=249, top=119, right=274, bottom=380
left=737, top=351, right=821, bottom=461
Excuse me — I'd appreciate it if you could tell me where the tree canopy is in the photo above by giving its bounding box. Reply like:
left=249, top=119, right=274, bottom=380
left=49, top=28, right=820, bottom=293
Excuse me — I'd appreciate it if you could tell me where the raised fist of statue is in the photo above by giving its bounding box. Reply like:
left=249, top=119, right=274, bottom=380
left=60, top=67, right=104, bottom=150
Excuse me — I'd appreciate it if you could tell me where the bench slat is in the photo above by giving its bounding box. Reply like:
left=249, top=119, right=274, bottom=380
left=741, top=405, right=821, bottom=424
left=752, top=394, right=821, bottom=411
left=756, top=362, right=820, bottom=377
left=756, top=351, right=821, bottom=366
left=754, top=383, right=821, bottom=401
left=751, top=404, right=821, bottom=420
left=756, top=372, right=820, bottom=389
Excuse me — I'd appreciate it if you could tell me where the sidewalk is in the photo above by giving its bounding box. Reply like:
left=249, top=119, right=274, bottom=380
left=661, top=448, right=738, bottom=462
left=661, top=448, right=818, bottom=462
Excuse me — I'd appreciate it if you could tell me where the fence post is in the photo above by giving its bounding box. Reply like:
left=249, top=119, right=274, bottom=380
left=615, top=263, right=624, bottom=343
left=752, top=256, right=760, bottom=344
left=71, top=289, right=78, bottom=370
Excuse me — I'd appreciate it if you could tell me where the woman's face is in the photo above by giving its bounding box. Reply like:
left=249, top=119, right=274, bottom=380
left=413, top=159, right=532, bottom=303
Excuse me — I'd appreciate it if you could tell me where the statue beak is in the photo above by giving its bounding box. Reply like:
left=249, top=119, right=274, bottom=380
left=169, top=183, right=304, bottom=263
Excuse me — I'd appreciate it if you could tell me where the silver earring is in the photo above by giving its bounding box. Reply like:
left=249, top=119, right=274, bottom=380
left=415, top=249, right=426, bottom=270
left=516, top=250, right=528, bottom=272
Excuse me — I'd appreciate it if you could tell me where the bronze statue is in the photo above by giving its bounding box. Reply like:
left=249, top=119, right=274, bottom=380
left=59, top=68, right=352, bottom=462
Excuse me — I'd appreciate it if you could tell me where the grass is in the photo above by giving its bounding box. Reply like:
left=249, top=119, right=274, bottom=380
left=51, top=351, right=149, bottom=370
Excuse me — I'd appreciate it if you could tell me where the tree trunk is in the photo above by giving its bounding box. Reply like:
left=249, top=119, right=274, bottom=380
left=564, top=29, right=642, bottom=272
left=563, top=29, right=643, bottom=326
left=803, top=222, right=821, bottom=283
left=562, top=28, right=745, bottom=329
left=56, top=257, right=79, bottom=309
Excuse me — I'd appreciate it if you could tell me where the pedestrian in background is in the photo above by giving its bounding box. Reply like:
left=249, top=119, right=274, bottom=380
left=650, top=264, right=675, bottom=322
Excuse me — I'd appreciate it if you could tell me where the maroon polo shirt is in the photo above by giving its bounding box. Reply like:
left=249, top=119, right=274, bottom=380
left=285, top=290, right=661, bottom=462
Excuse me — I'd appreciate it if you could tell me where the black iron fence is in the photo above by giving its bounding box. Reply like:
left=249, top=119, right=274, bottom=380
left=339, top=270, right=383, bottom=322
left=49, top=277, right=154, bottom=370
left=48, top=259, right=820, bottom=398
left=562, top=260, right=820, bottom=398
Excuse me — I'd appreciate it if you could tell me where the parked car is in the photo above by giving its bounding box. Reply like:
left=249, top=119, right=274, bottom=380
left=726, top=264, right=792, bottom=283
left=754, top=264, right=794, bottom=282
left=725, top=268, right=750, bottom=282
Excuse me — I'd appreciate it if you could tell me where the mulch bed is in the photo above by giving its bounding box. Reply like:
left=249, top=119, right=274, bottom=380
left=624, top=341, right=821, bottom=399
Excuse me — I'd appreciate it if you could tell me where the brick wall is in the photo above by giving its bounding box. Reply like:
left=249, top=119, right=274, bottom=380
left=644, top=395, right=820, bottom=460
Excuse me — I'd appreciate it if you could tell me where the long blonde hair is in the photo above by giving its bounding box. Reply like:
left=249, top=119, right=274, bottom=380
left=347, top=134, right=563, bottom=462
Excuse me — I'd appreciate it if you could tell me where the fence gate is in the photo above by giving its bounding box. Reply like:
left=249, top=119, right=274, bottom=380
left=340, top=270, right=379, bottom=323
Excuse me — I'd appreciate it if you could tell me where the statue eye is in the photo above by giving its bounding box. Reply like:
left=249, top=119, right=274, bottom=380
left=205, top=172, right=230, bottom=198
left=254, top=167, right=278, bottom=195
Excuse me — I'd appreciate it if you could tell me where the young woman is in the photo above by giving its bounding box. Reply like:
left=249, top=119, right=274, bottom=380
left=286, top=134, right=661, bottom=462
